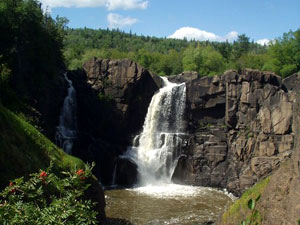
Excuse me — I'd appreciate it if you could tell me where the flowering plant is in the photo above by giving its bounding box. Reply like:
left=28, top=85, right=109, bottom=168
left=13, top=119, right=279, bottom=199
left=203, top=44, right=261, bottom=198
left=0, top=162, right=98, bottom=225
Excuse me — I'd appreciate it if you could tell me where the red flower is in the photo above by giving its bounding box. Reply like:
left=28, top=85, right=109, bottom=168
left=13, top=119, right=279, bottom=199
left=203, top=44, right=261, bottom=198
left=10, top=188, right=16, bottom=194
left=76, top=169, right=84, bottom=176
left=76, top=169, right=86, bottom=181
left=9, top=182, right=14, bottom=187
left=39, top=171, right=47, bottom=178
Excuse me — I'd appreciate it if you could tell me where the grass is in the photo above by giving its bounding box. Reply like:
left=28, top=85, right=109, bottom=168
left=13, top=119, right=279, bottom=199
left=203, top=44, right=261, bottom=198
left=0, top=103, right=84, bottom=189
left=221, top=176, right=271, bottom=224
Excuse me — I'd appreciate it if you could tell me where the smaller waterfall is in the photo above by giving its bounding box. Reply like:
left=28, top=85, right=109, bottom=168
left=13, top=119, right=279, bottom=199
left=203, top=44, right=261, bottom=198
left=56, top=73, right=78, bottom=154
left=127, top=77, right=186, bottom=186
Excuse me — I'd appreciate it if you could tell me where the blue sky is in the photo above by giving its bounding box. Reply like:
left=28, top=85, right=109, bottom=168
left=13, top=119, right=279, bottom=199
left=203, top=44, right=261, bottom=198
left=42, top=0, right=300, bottom=44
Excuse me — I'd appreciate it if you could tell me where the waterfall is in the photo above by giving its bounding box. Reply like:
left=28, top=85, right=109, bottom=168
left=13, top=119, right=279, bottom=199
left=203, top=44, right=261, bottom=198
left=56, top=73, right=78, bottom=154
left=127, top=77, right=186, bottom=186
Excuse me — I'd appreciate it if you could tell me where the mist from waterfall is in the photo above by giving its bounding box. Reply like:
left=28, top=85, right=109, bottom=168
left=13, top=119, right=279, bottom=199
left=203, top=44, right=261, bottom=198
left=127, top=77, right=186, bottom=186
left=56, top=73, right=78, bottom=154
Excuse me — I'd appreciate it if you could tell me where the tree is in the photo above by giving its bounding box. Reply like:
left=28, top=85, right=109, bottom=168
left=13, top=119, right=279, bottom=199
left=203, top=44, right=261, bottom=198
left=262, top=29, right=300, bottom=77
left=182, top=46, right=202, bottom=72
left=182, top=45, right=225, bottom=76
left=200, top=46, right=225, bottom=76
left=232, top=34, right=250, bottom=60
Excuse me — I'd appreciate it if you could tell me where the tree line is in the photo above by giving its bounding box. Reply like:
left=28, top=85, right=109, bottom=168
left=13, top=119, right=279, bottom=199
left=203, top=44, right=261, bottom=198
left=63, top=28, right=300, bottom=78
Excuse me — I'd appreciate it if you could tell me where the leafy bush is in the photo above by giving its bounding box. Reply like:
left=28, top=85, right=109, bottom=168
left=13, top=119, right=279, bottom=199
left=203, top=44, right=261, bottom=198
left=0, top=162, right=98, bottom=225
left=280, top=64, right=298, bottom=78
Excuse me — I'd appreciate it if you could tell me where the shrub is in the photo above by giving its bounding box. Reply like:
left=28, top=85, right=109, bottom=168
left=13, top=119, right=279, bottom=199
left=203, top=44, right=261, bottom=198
left=0, top=162, right=98, bottom=225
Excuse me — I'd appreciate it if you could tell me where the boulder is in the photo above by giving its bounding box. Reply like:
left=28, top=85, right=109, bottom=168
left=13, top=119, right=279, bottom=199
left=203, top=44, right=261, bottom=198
left=115, top=157, right=138, bottom=187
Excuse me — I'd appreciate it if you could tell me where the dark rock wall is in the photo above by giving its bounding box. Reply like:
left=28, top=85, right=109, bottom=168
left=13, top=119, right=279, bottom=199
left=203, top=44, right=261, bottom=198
left=68, top=58, right=162, bottom=185
left=171, top=70, right=295, bottom=196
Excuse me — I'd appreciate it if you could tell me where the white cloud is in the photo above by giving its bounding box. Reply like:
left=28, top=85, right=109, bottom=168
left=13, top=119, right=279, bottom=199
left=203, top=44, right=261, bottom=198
left=107, top=13, right=138, bottom=28
left=225, top=31, right=239, bottom=41
left=40, top=0, right=148, bottom=10
left=168, top=27, right=239, bottom=42
left=256, top=38, right=271, bottom=46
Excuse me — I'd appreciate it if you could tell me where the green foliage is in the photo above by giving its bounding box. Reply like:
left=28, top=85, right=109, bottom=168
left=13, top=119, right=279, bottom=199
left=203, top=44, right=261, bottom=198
left=0, top=0, right=67, bottom=103
left=62, top=28, right=267, bottom=76
left=239, top=194, right=261, bottom=225
left=0, top=163, right=98, bottom=225
left=236, top=53, right=268, bottom=71
left=232, top=34, right=251, bottom=60
left=64, top=28, right=300, bottom=78
left=182, top=45, right=225, bottom=76
left=200, top=46, right=225, bottom=75
left=222, top=177, right=270, bottom=224
left=0, top=104, right=84, bottom=190
left=263, top=29, right=300, bottom=77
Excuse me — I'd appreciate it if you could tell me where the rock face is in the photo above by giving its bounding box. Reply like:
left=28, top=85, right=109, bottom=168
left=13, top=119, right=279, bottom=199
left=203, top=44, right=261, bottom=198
left=218, top=73, right=300, bottom=225
left=114, top=157, right=138, bottom=187
left=68, top=58, right=162, bottom=185
left=171, top=69, right=295, bottom=196
left=82, top=57, right=162, bottom=136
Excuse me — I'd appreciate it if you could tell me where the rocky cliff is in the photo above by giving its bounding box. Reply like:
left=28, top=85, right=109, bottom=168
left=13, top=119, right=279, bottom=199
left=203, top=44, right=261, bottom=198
left=218, top=73, right=300, bottom=225
left=170, top=69, right=295, bottom=196
left=68, top=58, right=162, bottom=185
left=68, top=59, right=296, bottom=194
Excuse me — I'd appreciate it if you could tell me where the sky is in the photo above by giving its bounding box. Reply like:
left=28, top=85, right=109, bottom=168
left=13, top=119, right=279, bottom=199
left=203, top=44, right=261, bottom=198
left=41, top=0, right=300, bottom=45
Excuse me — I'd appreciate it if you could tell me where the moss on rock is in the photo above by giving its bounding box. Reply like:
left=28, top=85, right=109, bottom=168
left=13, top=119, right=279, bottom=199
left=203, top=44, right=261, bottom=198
left=220, top=176, right=270, bottom=225
left=0, top=104, right=84, bottom=189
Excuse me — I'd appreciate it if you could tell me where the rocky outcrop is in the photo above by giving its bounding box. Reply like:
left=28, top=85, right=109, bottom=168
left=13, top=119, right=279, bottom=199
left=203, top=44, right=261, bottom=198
left=218, top=73, right=300, bottom=225
left=171, top=69, right=295, bottom=196
left=114, top=157, right=138, bottom=186
left=82, top=58, right=162, bottom=136
left=68, top=58, right=162, bottom=185
left=86, top=176, right=106, bottom=222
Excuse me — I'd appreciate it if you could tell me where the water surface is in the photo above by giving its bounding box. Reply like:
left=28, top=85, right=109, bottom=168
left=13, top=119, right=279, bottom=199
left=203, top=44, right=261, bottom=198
left=105, top=184, right=234, bottom=225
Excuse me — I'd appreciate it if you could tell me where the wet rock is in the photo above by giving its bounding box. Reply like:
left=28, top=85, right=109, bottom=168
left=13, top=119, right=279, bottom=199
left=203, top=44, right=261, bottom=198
left=115, top=157, right=138, bottom=187
left=172, top=155, right=195, bottom=184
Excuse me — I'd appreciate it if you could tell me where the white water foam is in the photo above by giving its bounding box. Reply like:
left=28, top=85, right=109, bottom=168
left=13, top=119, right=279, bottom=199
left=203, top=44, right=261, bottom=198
left=127, top=77, right=186, bottom=186
left=129, top=184, right=236, bottom=200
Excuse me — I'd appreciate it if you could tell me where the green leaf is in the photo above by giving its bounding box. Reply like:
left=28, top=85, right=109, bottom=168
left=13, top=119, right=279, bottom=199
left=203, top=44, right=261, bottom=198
left=248, top=198, right=255, bottom=210
left=253, top=210, right=259, bottom=218
left=298, top=219, right=300, bottom=225
left=255, top=194, right=261, bottom=202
